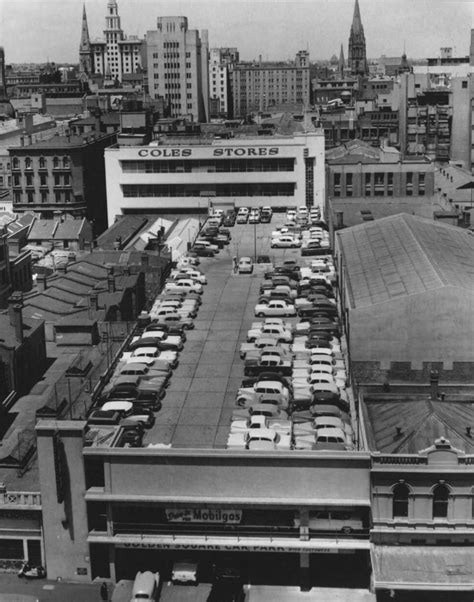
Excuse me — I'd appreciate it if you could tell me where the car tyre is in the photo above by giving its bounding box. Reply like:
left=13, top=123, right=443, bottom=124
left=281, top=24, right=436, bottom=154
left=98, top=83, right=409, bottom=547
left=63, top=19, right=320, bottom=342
left=257, top=312, right=265, bottom=317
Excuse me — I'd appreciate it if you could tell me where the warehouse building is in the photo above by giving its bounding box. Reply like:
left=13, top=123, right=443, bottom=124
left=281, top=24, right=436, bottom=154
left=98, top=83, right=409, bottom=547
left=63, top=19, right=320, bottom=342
left=335, top=213, right=474, bottom=383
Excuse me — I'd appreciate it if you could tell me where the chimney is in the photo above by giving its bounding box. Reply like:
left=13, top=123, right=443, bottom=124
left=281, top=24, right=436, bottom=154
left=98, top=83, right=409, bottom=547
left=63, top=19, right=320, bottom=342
left=56, top=263, right=67, bottom=274
left=8, top=292, right=23, bottom=326
left=89, top=292, right=98, bottom=312
left=67, top=252, right=76, bottom=263
left=141, top=253, right=149, bottom=267
left=13, top=304, right=23, bottom=344
left=336, top=211, right=344, bottom=228
left=107, top=274, right=116, bottom=293
left=466, top=427, right=472, bottom=438
left=395, top=426, right=403, bottom=438
left=37, top=272, right=47, bottom=292
left=430, top=369, right=439, bottom=400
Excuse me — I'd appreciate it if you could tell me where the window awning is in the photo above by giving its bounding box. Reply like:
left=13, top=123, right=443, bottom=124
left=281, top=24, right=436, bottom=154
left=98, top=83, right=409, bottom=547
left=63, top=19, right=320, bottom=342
left=372, top=545, right=474, bottom=591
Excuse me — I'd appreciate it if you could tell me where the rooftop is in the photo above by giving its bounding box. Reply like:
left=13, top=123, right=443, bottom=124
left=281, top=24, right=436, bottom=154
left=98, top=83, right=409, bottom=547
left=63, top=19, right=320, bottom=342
left=336, top=213, right=474, bottom=309
left=363, top=393, right=474, bottom=454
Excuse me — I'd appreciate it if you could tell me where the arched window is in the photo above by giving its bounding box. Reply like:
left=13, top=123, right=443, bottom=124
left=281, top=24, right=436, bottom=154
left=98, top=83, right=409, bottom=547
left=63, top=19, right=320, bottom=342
left=62, top=156, right=69, bottom=168
left=433, top=484, right=449, bottom=519
left=25, top=157, right=32, bottom=170
left=392, top=483, right=410, bottom=518
left=39, top=156, right=45, bottom=169
left=12, top=157, right=19, bottom=169
left=53, top=156, right=59, bottom=168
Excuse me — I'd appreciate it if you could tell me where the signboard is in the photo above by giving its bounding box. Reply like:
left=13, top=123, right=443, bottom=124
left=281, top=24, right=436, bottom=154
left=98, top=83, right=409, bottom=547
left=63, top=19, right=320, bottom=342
left=165, top=508, right=242, bottom=524
left=138, top=147, right=280, bottom=158
left=116, top=541, right=356, bottom=553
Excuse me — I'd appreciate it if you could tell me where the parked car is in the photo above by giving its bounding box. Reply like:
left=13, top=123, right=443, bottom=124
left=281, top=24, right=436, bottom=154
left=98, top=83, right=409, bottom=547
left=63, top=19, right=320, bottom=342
left=171, top=561, right=198, bottom=584
left=238, top=256, right=254, bottom=274
left=254, top=300, right=296, bottom=317
left=130, top=571, right=160, bottom=602
left=271, top=235, right=301, bottom=249
left=165, top=279, right=203, bottom=294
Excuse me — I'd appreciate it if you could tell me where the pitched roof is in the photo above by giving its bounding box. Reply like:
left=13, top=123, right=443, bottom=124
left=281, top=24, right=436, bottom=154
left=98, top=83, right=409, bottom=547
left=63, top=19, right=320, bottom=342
left=54, top=219, right=87, bottom=240
left=364, top=397, right=474, bottom=454
left=28, top=219, right=58, bottom=241
left=337, top=213, right=474, bottom=309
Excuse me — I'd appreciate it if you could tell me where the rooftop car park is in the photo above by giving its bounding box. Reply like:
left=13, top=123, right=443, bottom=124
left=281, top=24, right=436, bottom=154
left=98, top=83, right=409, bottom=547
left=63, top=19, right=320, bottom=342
left=84, top=206, right=357, bottom=452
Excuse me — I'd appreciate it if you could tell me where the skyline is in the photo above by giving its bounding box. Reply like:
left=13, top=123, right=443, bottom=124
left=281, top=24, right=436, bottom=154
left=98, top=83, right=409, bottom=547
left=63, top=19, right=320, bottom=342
left=0, top=0, right=473, bottom=64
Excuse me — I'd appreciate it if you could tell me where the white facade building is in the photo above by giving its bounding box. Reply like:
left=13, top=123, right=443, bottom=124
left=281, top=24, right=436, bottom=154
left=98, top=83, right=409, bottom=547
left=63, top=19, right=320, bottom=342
left=146, top=17, right=209, bottom=122
left=104, top=133, right=325, bottom=225
left=209, top=48, right=239, bottom=119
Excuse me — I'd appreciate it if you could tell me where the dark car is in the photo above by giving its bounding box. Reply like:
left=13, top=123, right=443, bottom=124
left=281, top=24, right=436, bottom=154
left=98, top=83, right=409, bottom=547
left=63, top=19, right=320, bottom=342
left=87, top=410, right=122, bottom=426
left=256, top=255, right=271, bottom=264
left=207, top=567, right=244, bottom=602
left=260, top=211, right=272, bottom=223
left=119, top=421, right=145, bottom=447
left=192, top=245, right=215, bottom=257
left=223, top=214, right=236, bottom=226
left=311, top=391, right=349, bottom=413
left=149, top=321, right=187, bottom=336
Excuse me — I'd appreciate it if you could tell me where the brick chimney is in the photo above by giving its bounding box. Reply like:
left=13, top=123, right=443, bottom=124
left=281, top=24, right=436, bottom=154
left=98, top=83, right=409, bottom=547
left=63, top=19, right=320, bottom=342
left=57, top=263, right=67, bottom=274
left=430, top=369, right=439, bottom=400
left=8, top=292, right=23, bottom=326
left=37, top=273, right=47, bottom=292
left=89, top=292, right=99, bottom=312
left=13, top=304, right=23, bottom=344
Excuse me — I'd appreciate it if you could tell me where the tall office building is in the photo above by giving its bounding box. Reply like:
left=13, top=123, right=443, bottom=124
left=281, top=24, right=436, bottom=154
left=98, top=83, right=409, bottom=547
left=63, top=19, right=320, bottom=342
left=147, top=17, right=209, bottom=122
left=209, top=48, right=239, bottom=119
left=348, top=0, right=368, bottom=76
left=79, top=1, right=145, bottom=83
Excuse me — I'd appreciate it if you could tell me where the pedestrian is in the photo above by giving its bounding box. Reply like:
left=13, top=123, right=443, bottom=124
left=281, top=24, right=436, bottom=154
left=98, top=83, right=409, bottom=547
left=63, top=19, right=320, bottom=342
left=100, top=580, right=108, bottom=601
left=232, top=256, right=238, bottom=274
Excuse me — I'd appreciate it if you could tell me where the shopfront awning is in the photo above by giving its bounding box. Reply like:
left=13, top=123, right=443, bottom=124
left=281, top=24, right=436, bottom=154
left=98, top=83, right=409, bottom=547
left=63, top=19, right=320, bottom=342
left=372, top=545, right=474, bottom=591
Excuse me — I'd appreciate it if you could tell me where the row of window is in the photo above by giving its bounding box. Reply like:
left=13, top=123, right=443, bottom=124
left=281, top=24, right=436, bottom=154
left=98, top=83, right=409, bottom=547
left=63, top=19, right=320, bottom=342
left=121, top=159, right=295, bottom=174
left=393, top=483, right=450, bottom=519
left=14, top=174, right=70, bottom=186
left=13, top=190, right=72, bottom=204
left=12, top=156, right=69, bottom=169
left=122, top=183, right=295, bottom=198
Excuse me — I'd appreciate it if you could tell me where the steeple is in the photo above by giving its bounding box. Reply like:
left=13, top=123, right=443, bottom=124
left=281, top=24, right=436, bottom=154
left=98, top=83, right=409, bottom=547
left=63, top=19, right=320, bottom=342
left=339, top=44, right=345, bottom=77
left=348, top=0, right=368, bottom=76
left=351, top=0, right=363, bottom=35
left=79, top=4, right=92, bottom=75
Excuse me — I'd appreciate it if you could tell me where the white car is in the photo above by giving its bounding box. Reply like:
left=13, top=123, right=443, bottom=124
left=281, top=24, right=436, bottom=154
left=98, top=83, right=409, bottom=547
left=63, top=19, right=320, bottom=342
left=247, top=323, right=293, bottom=343
left=194, top=239, right=219, bottom=253
left=236, top=380, right=290, bottom=408
left=176, top=256, right=200, bottom=268
left=227, top=429, right=291, bottom=450
left=254, top=300, right=296, bottom=317
left=271, top=235, right=301, bottom=249
left=170, top=269, right=207, bottom=284
left=286, top=209, right=297, bottom=222
left=238, top=257, right=254, bottom=274
left=271, top=226, right=290, bottom=238
left=165, top=279, right=203, bottom=294
left=230, top=415, right=292, bottom=435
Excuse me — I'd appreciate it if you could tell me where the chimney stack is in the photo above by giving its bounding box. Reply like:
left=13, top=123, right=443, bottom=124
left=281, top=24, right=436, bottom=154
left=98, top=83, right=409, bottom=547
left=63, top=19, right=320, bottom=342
left=107, top=274, right=116, bottom=293
left=57, top=263, right=67, bottom=274
left=8, top=292, right=23, bottom=326
left=13, top=304, right=23, bottom=344
left=89, top=293, right=99, bottom=312
left=37, top=272, right=47, bottom=292
left=430, top=369, right=439, bottom=400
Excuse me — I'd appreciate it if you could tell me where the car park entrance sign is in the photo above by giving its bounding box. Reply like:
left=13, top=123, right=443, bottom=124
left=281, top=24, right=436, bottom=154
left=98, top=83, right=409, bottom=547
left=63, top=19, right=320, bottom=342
left=165, top=508, right=242, bottom=523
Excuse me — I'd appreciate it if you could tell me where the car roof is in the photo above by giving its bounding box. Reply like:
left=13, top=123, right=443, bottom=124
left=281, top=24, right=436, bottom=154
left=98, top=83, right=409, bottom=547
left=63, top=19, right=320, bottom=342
left=102, top=401, right=133, bottom=412
left=255, top=380, right=282, bottom=388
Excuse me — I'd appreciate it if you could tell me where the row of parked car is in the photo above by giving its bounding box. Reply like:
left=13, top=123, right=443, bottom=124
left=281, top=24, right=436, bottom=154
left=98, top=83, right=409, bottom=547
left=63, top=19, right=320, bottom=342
left=190, top=216, right=232, bottom=257
left=226, top=255, right=354, bottom=451
left=85, top=255, right=206, bottom=448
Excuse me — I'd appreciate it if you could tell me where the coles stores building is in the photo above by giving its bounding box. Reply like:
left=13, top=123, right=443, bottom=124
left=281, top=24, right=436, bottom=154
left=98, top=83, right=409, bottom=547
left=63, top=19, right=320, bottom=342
left=104, top=132, right=325, bottom=225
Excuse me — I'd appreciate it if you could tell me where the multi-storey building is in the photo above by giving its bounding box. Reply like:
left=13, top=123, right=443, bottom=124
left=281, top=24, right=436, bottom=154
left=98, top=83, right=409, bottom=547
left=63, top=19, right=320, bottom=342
left=146, top=17, right=209, bottom=122
left=105, top=123, right=325, bottom=223
left=9, top=131, right=117, bottom=235
left=231, top=51, right=311, bottom=118
left=209, top=48, right=239, bottom=119
left=79, top=1, right=145, bottom=83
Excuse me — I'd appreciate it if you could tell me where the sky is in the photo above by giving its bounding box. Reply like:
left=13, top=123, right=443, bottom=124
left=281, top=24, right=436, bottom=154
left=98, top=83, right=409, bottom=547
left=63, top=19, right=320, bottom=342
left=0, top=0, right=473, bottom=64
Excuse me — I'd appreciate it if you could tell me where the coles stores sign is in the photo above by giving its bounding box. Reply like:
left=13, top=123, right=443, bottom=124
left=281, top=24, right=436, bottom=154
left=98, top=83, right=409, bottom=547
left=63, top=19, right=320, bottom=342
left=138, top=147, right=280, bottom=158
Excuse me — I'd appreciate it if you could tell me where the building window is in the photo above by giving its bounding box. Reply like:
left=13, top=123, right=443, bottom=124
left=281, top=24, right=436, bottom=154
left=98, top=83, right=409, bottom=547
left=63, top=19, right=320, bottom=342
left=54, top=174, right=60, bottom=186
left=55, top=191, right=61, bottom=203
left=39, top=156, right=46, bottom=169
left=63, top=156, right=69, bottom=168
left=27, top=191, right=34, bottom=203
left=26, top=174, right=33, bottom=186
left=41, top=191, right=47, bottom=203
left=432, top=484, right=449, bottom=519
left=462, top=80, right=468, bottom=89
left=392, top=483, right=409, bottom=518
left=53, top=157, right=59, bottom=168
left=12, top=157, right=19, bottom=169
left=25, top=157, right=32, bottom=170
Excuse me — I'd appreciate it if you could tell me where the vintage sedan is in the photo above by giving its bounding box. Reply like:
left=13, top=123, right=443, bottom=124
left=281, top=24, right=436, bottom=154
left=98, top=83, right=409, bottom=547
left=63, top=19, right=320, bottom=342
left=254, top=300, right=296, bottom=317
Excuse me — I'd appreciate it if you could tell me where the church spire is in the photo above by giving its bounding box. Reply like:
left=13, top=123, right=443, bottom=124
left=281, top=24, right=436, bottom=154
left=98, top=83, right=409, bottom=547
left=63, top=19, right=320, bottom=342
left=339, top=43, right=345, bottom=77
left=351, top=0, right=364, bottom=35
left=79, top=4, right=92, bottom=75
left=348, top=0, right=368, bottom=76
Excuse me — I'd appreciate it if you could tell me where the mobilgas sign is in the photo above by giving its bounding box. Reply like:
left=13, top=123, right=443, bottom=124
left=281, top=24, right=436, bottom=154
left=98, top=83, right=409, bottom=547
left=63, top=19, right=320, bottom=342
left=138, top=147, right=280, bottom=158
left=165, top=508, right=242, bottom=524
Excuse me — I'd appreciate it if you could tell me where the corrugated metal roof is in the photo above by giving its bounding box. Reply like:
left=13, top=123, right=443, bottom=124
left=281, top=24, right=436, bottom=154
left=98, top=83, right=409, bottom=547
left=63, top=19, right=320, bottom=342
left=337, top=213, right=474, bottom=308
